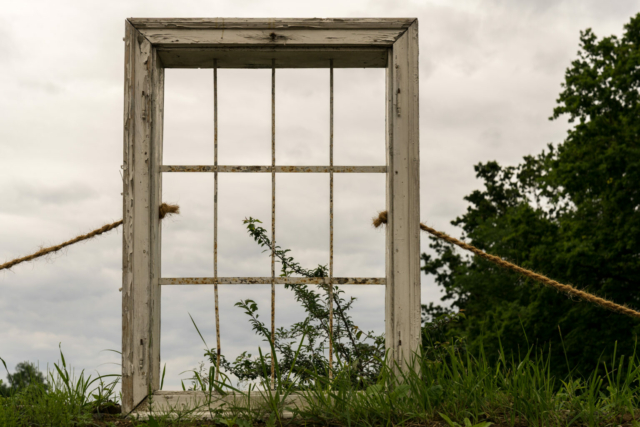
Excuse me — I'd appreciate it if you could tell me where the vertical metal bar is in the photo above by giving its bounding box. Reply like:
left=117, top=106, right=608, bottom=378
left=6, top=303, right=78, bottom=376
left=213, top=59, right=221, bottom=382
left=328, top=60, right=334, bottom=380
left=271, top=59, right=276, bottom=387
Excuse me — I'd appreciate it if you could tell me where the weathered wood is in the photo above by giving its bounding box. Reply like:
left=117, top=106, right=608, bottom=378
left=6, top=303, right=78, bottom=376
left=150, top=48, right=164, bottom=393
left=133, top=391, right=307, bottom=416
left=122, top=20, right=135, bottom=414
left=123, top=17, right=421, bottom=414
left=406, top=21, right=422, bottom=365
left=122, top=20, right=163, bottom=414
left=385, top=20, right=421, bottom=371
left=135, top=28, right=406, bottom=49
left=159, top=165, right=386, bottom=173
left=128, top=18, right=416, bottom=30
left=158, top=277, right=385, bottom=285
left=156, top=47, right=388, bottom=69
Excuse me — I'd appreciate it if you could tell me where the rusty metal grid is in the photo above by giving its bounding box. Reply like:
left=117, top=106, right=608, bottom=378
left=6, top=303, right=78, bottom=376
left=328, top=60, right=334, bottom=378
left=270, top=60, right=277, bottom=385
left=161, top=61, right=387, bottom=386
left=213, top=59, right=221, bottom=382
left=160, top=165, right=386, bottom=173
left=160, top=277, right=385, bottom=285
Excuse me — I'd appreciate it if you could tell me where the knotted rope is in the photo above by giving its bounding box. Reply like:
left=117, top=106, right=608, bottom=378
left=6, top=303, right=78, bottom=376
left=373, top=210, right=640, bottom=321
left=0, top=203, right=179, bottom=272
left=3, top=204, right=638, bottom=321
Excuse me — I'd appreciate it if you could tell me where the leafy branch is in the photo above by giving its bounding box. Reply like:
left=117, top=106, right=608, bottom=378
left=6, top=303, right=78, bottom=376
left=200, top=217, right=384, bottom=389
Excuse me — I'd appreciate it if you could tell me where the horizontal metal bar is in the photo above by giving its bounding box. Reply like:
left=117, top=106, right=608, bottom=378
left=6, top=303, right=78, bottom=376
left=160, top=165, right=386, bottom=173
left=159, top=277, right=385, bottom=285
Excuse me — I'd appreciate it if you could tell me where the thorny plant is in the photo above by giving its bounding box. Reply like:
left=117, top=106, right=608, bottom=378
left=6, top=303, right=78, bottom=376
left=195, top=217, right=385, bottom=390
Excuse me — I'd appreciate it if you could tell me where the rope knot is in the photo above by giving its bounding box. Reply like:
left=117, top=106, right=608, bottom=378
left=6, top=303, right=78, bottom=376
left=159, top=203, right=180, bottom=219
left=373, top=211, right=388, bottom=228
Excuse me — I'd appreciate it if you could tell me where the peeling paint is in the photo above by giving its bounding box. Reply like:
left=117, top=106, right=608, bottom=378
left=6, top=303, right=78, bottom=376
left=160, top=165, right=386, bottom=173
left=159, top=277, right=385, bottom=285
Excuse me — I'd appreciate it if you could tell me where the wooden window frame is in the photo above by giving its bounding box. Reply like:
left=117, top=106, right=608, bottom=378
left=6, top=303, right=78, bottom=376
left=122, top=17, right=420, bottom=414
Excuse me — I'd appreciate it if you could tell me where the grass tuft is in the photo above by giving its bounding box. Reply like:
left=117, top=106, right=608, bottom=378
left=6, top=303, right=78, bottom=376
left=2, top=341, right=640, bottom=426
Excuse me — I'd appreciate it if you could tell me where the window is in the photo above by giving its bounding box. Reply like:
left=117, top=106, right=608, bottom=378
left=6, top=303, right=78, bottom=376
left=122, top=18, right=420, bottom=413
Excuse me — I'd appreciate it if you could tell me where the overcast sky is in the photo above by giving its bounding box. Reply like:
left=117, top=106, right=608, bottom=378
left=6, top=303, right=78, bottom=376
left=1, top=0, right=638, bottom=391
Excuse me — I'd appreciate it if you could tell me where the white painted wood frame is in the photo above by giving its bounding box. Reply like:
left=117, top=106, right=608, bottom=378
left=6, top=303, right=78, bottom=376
left=122, top=17, right=420, bottom=414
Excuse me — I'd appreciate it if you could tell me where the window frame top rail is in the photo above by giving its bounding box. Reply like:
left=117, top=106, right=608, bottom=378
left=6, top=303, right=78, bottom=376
left=128, top=18, right=416, bottom=30
left=127, top=18, right=416, bottom=69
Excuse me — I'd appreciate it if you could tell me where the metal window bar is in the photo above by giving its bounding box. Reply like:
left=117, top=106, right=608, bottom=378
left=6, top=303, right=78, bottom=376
left=160, top=277, right=385, bottom=285
left=328, top=60, right=334, bottom=379
left=213, top=59, right=221, bottom=382
left=271, top=59, right=276, bottom=387
left=161, top=165, right=385, bottom=173
left=161, top=61, right=388, bottom=389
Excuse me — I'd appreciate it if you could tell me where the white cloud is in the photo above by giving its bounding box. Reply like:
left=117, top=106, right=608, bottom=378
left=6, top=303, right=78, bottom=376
left=1, top=0, right=637, bottom=389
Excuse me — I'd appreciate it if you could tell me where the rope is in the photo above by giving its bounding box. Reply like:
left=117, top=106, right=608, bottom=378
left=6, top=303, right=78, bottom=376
left=0, top=203, right=179, bottom=272
left=4, top=203, right=637, bottom=321
left=159, top=203, right=180, bottom=220
left=373, top=210, right=640, bottom=321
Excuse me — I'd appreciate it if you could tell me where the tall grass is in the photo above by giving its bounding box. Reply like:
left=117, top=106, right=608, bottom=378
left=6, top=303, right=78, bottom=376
left=1, top=341, right=639, bottom=426
left=174, top=330, right=640, bottom=426
left=289, top=341, right=640, bottom=427
left=0, top=346, right=120, bottom=427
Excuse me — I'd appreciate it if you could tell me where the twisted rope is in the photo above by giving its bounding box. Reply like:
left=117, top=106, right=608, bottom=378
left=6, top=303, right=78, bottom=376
left=0, top=203, right=179, bottom=272
left=373, top=210, right=640, bottom=321
left=4, top=204, right=637, bottom=320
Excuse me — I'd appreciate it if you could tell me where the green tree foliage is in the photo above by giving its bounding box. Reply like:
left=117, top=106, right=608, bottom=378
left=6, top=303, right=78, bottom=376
left=422, top=14, right=640, bottom=377
left=0, top=361, right=46, bottom=396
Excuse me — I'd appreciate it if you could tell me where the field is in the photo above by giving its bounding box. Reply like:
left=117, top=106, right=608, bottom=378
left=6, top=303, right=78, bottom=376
left=2, top=340, right=640, bottom=427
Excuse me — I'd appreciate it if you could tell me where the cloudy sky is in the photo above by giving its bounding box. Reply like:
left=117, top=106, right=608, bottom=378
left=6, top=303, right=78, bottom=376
left=1, top=0, right=638, bottom=390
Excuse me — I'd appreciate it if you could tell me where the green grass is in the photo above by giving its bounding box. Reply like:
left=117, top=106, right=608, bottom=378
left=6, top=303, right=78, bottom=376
left=2, top=342, right=640, bottom=426
left=0, top=347, right=120, bottom=426
left=278, top=342, right=640, bottom=427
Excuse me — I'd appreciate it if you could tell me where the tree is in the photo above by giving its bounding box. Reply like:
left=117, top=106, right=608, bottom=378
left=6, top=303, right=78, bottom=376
left=0, top=362, right=47, bottom=395
left=422, top=13, right=640, bottom=377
